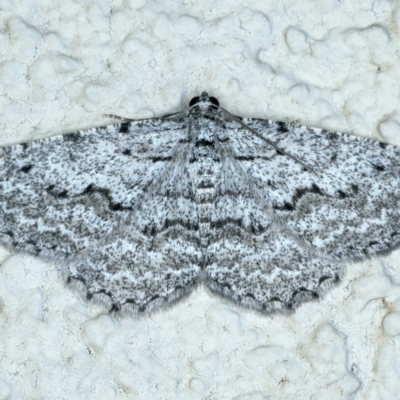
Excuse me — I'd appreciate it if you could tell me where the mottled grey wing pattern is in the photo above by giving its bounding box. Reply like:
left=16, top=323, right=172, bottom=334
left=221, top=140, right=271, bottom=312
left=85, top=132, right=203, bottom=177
left=203, top=116, right=400, bottom=312
left=228, top=118, right=400, bottom=260
left=204, top=137, right=341, bottom=313
left=0, top=119, right=187, bottom=257
left=69, top=143, right=202, bottom=312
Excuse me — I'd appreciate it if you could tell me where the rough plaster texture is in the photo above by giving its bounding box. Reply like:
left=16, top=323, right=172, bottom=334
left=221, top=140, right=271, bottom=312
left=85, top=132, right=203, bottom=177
left=1, top=0, right=400, bottom=399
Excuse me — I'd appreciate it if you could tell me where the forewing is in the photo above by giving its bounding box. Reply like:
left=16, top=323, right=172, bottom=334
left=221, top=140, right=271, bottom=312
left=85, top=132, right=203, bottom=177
left=228, top=118, right=400, bottom=260
left=0, top=119, right=187, bottom=257
left=204, top=151, right=341, bottom=313
left=68, top=146, right=202, bottom=313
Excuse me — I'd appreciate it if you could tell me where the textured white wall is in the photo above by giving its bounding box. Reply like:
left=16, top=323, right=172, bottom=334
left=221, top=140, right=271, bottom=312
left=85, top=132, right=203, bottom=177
left=1, top=0, right=400, bottom=399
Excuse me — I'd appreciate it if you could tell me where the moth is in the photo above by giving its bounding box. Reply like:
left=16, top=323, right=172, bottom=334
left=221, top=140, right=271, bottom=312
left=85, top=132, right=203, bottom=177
left=1, top=92, right=399, bottom=314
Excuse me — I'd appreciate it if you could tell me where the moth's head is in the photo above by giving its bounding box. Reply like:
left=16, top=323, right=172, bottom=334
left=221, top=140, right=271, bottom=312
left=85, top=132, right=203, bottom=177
left=189, top=92, right=219, bottom=113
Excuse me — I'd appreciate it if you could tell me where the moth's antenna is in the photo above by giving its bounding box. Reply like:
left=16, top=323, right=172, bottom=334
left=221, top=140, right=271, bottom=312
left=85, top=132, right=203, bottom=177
left=218, top=105, right=320, bottom=176
left=103, top=111, right=183, bottom=122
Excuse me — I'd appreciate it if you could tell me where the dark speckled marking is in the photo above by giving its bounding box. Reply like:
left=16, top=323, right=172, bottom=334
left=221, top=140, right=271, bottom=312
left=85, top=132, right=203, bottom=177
left=63, top=132, right=81, bottom=141
left=119, top=122, right=131, bottom=133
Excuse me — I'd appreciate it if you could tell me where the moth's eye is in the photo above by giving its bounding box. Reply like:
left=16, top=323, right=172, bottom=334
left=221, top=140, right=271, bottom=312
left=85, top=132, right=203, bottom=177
left=189, top=96, right=200, bottom=107
left=210, top=97, right=219, bottom=107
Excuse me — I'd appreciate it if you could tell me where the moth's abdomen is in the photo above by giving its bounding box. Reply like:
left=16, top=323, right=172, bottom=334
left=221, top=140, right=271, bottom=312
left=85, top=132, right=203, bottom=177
left=188, top=120, right=221, bottom=248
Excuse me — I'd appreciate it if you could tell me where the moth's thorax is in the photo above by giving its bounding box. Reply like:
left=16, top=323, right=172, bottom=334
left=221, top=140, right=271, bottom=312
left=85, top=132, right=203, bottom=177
left=188, top=92, right=220, bottom=114
left=188, top=116, right=222, bottom=247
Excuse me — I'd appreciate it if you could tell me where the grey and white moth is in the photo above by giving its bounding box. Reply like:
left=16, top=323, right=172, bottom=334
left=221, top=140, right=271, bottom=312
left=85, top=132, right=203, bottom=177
left=1, top=92, right=399, bottom=314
